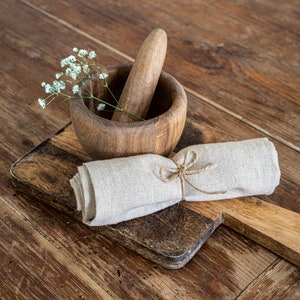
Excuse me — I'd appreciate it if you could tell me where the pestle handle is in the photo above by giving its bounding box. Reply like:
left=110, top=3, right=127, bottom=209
left=112, top=28, right=167, bottom=122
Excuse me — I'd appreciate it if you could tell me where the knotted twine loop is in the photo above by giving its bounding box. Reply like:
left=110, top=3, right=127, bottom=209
left=159, top=150, right=227, bottom=200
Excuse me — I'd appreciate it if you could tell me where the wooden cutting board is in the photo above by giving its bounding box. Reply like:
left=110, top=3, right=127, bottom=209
left=10, top=123, right=300, bottom=269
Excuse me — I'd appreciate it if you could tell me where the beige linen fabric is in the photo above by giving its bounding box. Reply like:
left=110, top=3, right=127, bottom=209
left=70, top=138, right=280, bottom=226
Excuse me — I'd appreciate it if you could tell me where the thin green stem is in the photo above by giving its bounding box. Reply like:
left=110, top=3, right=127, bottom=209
left=105, top=83, right=119, bottom=105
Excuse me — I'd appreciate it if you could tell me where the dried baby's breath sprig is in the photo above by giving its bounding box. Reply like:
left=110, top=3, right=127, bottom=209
left=38, top=48, right=144, bottom=121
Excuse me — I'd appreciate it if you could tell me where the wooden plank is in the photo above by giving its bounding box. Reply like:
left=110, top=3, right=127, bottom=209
left=23, top=0, right=300, bottom=150
left=0, top=199, right=114, bottom=299
left=183, top=199, right=300, bottom=267
left=1, top=195, right=278, bottom=299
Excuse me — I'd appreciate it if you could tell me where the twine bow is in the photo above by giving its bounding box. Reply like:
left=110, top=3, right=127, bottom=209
left=159, top=150, right=227, bottom=200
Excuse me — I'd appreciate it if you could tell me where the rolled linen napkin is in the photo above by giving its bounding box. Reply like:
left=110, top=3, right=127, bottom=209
left=70, top=138, right=280, bottom=226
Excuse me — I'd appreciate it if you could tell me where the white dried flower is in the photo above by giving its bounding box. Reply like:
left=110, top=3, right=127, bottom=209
left=72, top=85, right=80, bottom=94
left=88, top=51, right=97, bottom=59
left=65, top=64, right=81, bottom=80
left=78, top=49, right=88, bottom=57
left=52, top=80, right=66, bottom=93
left=97, top=103, right=106, bottom=111
left=44, top=83, right=53, bottom=94
left=61, top=55, right=76, bottom=67
left=38, top=98, right=46, bottom=109
left=55, top=72, right=63, bottom=79
left=99, top=73, right=108, bottom=80
left=83, top=64, right=90, bottom=74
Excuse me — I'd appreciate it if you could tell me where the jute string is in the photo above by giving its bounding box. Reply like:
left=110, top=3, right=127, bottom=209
left=159, top=150, right=227, bottom=200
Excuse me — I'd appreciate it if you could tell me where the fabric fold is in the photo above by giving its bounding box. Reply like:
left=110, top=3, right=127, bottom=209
left=70, top=138, right=280, bottom=226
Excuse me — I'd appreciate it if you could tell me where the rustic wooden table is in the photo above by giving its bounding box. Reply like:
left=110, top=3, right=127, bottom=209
left=1, top=0, right=299, bottom=299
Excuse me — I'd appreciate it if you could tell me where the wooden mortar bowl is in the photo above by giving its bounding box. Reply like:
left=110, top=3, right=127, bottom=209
left=70, top=65, right=187, bottom=160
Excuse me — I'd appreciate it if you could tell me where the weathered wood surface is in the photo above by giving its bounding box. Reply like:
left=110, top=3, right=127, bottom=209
left=0, top=200, right=113, bottom=299
left=238, top=259, right=300, bottom=299
left=1, top=0, right=299, bottom=299
left=24, top=0, right=300, bottom=151
left=184, top=199, right=300, bottom=267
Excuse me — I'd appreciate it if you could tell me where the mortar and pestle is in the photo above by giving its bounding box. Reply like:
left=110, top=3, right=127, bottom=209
left=70, top=28, right=187, bottom=160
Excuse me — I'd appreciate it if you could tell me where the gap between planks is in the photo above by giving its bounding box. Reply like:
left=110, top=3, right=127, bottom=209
left=235, top=258, right=282, bottom=299
left=20, top=0, right=300, bottom=153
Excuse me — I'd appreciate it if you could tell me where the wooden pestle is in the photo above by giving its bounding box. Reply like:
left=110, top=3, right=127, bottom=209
left=112, top=28, right=167, bottom=122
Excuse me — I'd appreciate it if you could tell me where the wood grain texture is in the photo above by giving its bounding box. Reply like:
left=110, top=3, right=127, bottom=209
left=238, top=259, right=300, bottom=300
left=1, top=194, right=278, bottom=300
left=0, top=200, right=114, bottom=299
left=112, top=28, right=167, bottom=121
left=1, top=0, right=299, bottom=298
left=24, top=0, right=300, bottom=150
left=183, top=199, right=300, bottom=267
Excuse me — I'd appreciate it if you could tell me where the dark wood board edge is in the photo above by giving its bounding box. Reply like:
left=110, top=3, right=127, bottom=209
left=9, top=125, right=221, bottom=269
